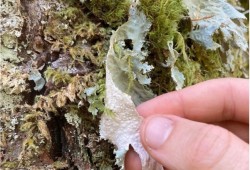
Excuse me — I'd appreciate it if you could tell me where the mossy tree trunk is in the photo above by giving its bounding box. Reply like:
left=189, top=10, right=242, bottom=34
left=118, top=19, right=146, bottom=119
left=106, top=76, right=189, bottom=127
left=0, top=0, right=248, bottom=169
left=1, top=0, right=118, bottom=169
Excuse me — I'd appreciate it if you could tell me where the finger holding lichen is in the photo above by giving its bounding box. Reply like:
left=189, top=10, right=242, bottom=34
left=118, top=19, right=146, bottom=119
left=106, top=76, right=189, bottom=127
left=100, top=1, right=248, bottom=169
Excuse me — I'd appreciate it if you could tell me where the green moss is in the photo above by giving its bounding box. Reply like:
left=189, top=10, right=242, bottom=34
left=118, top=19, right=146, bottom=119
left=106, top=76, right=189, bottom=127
left=0, top=0, right=247, bottom=169
left=231, top=51, right=249, bottom=77
left=44, top=6, right=86, bottom=50
left=69, top=45, right=97, bottom=65
left=44, top=4, right=110, bottom=68
left=56, top=7, right=83, bottom=22
left=148, top=66, right=174, bottom=93
left=20, top=110, right=51, bottom=148
left=60, top=0, right=80, bottom=6
left=52, top=161, right=69, bottom=169
left=74, top=22, right=99, bottom=39
left=175, top=57, right=203, bottom=86
left=44, top=67, right=72, bottom=86
left=192, top=43, right=225, bottom=79
left=1, top=161, right=19, bottom=168
left=139, top=0, right=185, bottom=53
left=137, top=0, right=188, bottom=93
left=240, top=0, right=249, bottom=12
left=139, top=0, right=247, bottom=93
left=85, top=0, right=130, bottom=27
left=0, top=107, right=52, bottom=167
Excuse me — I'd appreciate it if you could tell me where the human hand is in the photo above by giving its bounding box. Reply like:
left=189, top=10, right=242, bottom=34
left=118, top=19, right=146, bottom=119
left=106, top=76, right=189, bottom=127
left=125, top=78, right=249, bottom=170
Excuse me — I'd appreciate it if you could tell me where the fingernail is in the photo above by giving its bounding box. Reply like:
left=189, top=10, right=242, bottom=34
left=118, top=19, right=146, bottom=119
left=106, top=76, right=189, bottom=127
left=144, top=116, right=173, bottom=150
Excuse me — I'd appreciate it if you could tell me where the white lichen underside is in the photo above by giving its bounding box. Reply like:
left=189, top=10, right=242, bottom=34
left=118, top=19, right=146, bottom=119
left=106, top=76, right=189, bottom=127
left=99, top=3, right=163, bottom=170
left=100, top=68, right=162, bottom=170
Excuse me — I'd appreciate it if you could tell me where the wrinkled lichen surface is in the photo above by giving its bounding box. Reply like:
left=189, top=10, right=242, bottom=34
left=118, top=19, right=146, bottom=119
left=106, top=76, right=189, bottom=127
left=0, top=0, right=248, bottom=169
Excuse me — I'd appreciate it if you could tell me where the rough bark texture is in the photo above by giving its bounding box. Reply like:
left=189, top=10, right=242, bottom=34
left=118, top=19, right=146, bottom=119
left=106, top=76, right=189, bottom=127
left=1, top=0, right=118, bottom=169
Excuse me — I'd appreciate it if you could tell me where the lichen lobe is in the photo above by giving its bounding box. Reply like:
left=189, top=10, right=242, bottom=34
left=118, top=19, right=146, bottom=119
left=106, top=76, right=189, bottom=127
left=100, top=5, right=163, bottom=170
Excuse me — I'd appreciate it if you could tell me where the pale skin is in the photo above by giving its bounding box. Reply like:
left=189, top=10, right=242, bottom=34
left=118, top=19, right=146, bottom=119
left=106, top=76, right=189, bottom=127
left=125, top=78, right=249, bottom=170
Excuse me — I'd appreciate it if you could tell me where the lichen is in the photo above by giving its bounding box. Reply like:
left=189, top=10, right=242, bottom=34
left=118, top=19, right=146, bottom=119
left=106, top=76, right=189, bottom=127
left=0, top=46, right=21, bottom=63
left=101, top=1, right=248, bottom=169
left=183, top=0, right=248, bottom=51
left=0, top=0, right=248, bottom=169
left=139, top=0, right=249, bottom=93
left=0, top=92, right=22, bottom=111
left=0, top=0, right=24, bottom=37
left=28, top=70, right=46, bottom=91
left=1, top=33, right=17, bottom=49
left=0, top=62, right=29, bottom=94
left=100, top=4, right=162, bottom=169
left=64, top=107, right=82, bottom=128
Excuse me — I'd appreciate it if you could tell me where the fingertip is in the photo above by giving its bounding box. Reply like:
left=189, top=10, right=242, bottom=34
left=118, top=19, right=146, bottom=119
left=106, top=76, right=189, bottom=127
left=137, top=101, right=159, bottom=117
left=124, top=146, right=142, bottom=170
left=137, top=78, right=249, bottom=123
left=140, top=115, right=173, bottom=150
left=136, top=103, right=148, bottom=117
left=140, top=115, right=249, bottom=170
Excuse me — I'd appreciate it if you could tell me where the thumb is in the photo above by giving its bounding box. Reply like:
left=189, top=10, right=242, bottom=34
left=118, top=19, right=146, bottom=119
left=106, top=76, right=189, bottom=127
left=140, top=115, right=249, bottom=170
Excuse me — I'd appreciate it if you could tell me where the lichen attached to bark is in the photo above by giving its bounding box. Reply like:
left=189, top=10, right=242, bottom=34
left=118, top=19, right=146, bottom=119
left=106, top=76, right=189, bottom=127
left=0, top=0, right=248, bottom=169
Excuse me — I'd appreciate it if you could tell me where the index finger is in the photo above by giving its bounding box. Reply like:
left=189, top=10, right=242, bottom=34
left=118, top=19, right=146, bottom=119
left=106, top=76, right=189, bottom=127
left=137, top=78, right=249, bottom=123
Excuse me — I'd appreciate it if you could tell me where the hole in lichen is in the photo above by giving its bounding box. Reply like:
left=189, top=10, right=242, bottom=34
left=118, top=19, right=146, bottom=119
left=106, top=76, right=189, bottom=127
left=124, top=39, right=133, bottom=50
